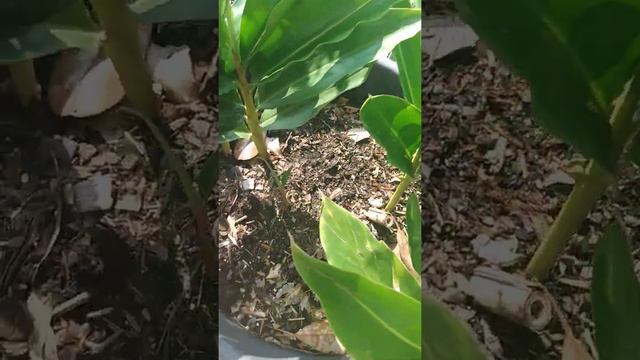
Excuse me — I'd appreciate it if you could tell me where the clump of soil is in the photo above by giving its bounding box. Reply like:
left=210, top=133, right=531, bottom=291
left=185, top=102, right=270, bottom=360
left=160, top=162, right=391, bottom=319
left=218, top=99, right=418, bottom=352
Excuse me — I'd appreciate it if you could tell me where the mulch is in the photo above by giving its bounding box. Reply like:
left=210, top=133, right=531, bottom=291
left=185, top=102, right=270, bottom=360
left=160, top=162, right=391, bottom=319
left=423, top=17, right=640, bottom=359
left=0, top=22, right=217, bottom=360
left=218, top=99, right=418, bottom=353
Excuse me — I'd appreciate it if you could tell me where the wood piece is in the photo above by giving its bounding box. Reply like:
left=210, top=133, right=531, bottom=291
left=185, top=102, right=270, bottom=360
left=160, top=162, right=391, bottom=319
left=464, top=266, right=552, bottom=330
left=73, top=175, right=113, bottom=213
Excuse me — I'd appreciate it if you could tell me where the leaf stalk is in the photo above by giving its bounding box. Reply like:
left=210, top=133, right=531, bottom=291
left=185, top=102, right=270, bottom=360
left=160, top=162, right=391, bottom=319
left=385, top=150, right=420, bottom=212
left=526, top=70, right=640, bottom=280
left=8, top=59, right=39, bottom=106
left=90, top=0, right=157, bottom=119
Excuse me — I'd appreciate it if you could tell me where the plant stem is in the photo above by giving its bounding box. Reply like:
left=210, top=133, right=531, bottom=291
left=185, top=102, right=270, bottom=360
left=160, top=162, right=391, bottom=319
left=121, top=107, right=217, bottom=281
left=525, top=164, right=609, bottom=279
left=8, top=60, right=39, bottom=106
left=90, top=0, right=157, bottom=119
left=223, top=0, right=269, bottom=160
left=385, top=150, right=421, bottom=212
left=526, top=71, right=640, bottom=280
left=221, top=141, right=232, bottom=155
left=260, top=157, right=290, bottom=208
left=233, top=55, right=269, bottom=160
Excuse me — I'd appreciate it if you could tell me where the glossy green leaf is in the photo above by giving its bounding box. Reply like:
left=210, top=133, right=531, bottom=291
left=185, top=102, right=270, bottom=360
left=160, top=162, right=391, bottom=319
left=260, top=66, right=370, bottom=131
left=319, top=197, right=420, bottom=300
left=255, top=8, right=421, bottom=109
left=392, top=0, right=421, bottom=108
left=454, top=0, right=640, bottom=169
left=195, top=153, right=217, bottom=198
left=220, top=0, right=246, bottom=52
left=238, top=0, right=280, bottom=64
left=0, top=0, right=74, bottom=38
left=291, top=240, right=421, bottom=360
left=229, top=0, right=247, bottom=46
left=625, top=129, right=640, bottom=167
left=423, top=294, right=487, bottom=360
left=219, top=70, right=237, bottom=96
left=360, top=95, right=421, bottom=174
left=0, top=0, right=100, bottom=63
left=592, top=222, right=640, bottom=360
left=223, top=67, right=370, bottom=140
left=129, top=0, right=170, bottom=14
left=246, top=0, right=403, bottom=80
left=132, top=0, right=216, bottom=23
left=393, top=32, right=421, bottom=108
left=220, top=89, right=249, bottom=142
left=219, top=0, right=239, bottom=85
left=406, top=193, right=421, bottom=274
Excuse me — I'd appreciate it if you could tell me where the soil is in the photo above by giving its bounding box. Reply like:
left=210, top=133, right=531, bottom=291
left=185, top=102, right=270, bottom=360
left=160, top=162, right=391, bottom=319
left=218, top=99, right=418, bottom=353
left=423, top=12, right=640, bottom=360
left=0, top=21, right=217, bottom=359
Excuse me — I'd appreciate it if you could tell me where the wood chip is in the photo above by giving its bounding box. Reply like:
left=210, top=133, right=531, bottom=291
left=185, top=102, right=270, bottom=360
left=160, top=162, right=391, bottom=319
left=295, top=321, right=345, bottom=355
left=114, top=194, right=142, bottom=212
left=73, top=175, right=113, bottom=212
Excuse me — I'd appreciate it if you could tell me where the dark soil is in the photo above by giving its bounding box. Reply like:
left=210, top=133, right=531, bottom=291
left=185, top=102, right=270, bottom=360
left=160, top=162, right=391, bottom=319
left=218, top=99, right=418, bottom=353
left=0, top=21, right=217, bottom=360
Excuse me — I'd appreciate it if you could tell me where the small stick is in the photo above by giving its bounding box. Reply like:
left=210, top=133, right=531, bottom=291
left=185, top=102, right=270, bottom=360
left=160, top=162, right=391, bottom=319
left=53, top=292, right=91, bottom=317
left=30, top=155, right=63, bottom=283
left=86, top=307, right=114, bottom=320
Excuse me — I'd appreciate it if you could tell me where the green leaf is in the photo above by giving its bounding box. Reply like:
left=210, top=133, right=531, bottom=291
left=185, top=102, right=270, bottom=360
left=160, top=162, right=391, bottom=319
left=238, top=0, right=280, bottom=64
left=223, top=67, right=370, bottom=140
left=255, top=8, right=420, bottom=109
left=129, top=0, right=170, bottom=15
left=391, top=0, right=421, bottom=108
left=393, top=32, right=421, bottom=108
left=291, top=240, right=421, bottom=360
left=0, top=0, right=100, bottom=63
left=406, top=193, right=421, bottom=274
left=423, top=294, right=487, bottom=360
left=278, top=169, right=292, bottom=186
left=220, top=89, right=249, bottom=142
left=360, top=95, right=420, bottom=174
left=246, top=0, right=403, bottom=81
left=319, top=197, right=420, bottom=300
left=219, top=70, right=237, bottom=96
left=219, top=0, right=240, bottom=66
left=0, top=0, right=74, bottom=38
left=260, top=66, right=371, bottom=131
left=592, top=222, right=640, bottom=360
left=195, top=152, right=217, bottom=198
left=132, top=0, right=216, bottom=23
left=454, top=0, right=640, bottom=169
left=625, top=129, right=640, bottom=167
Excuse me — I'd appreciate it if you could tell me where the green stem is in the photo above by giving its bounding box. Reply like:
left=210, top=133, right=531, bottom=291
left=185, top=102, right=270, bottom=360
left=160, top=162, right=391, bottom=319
left=234, top=56, right=269, bottom=160
left=223, top=0, right=269, bottom=160
left=525, top=164, right=609, bottom=279
left=385, top=150, right=421, bottom=212
left=526, top=71, right=640, bottom=280
left=90, top=0, right=157, bottom=119
left=121, top=107, right=216, bottom=281
left=8, top=59, right=39, bottom=106
left=221, top=141, right=232, bottom=155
